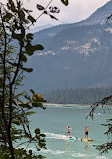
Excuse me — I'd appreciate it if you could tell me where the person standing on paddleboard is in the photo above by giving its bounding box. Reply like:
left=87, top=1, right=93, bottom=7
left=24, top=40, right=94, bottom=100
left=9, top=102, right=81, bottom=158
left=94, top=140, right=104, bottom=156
left=85, top=126, right=89, bottom=139
left=67, top=125, right=72, bottom=138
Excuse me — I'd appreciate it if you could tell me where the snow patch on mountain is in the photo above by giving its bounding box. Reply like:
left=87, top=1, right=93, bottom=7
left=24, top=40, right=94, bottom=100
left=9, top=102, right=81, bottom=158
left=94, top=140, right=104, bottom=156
left=61, top=46, right=70, bottom=51
left=74, top=43, right=94, bottom=55
left=92, top=38, right=101, bottom=45
left=105, top=27, right=112, bottom=33
left=36, top=50, right=56, bottom=56
left=60, top=38, right=101, bottom=56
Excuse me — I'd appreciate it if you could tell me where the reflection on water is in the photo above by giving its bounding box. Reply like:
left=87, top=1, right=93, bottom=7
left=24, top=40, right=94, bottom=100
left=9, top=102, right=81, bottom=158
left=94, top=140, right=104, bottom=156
left=66, top=139, right=89, bottom=155
left=66, top=140, right=71, bottom=152
left=84, top=142, right=88, bottom=155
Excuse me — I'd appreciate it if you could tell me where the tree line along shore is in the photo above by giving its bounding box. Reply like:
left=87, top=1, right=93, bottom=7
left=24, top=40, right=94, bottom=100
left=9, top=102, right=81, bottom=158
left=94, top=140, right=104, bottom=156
left=43, top=87, right=112, bottom=105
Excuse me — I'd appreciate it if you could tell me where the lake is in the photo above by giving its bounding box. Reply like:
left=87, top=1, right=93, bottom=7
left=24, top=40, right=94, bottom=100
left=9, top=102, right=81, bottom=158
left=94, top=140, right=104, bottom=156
left=29, top=104, right=112, bottom=159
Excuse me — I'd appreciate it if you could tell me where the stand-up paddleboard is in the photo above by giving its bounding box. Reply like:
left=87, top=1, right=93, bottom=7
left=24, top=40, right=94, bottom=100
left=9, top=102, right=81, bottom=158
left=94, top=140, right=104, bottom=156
left=81, top=138, right=94, bottom=142
left=68, top=137, right=75, bottom=141
left=63, top=136, right=81, bottom=141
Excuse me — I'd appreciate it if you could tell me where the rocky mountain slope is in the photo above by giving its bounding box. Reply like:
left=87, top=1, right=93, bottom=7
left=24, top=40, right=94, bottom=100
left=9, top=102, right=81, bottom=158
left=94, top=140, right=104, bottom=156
left=23, top=0, right=112, bottom=93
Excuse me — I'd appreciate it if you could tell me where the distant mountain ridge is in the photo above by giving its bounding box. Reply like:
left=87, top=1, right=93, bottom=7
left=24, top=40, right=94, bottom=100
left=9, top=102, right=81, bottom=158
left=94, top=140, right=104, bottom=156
left=79, top=0, right=112, bottom=26
left=23, top=0, right=112, bottom=93
left=34, top=0, right=112, bottom=40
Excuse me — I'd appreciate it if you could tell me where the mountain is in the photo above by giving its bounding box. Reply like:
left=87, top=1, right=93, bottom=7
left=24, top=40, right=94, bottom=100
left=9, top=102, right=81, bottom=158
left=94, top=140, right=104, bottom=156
left=30, top=24, right=53, bottom=33
left=79, top=0, right=112, bottom=26
left=23, top=0, right=112, bottom=93
left=33, top=0, right=112, bottom=40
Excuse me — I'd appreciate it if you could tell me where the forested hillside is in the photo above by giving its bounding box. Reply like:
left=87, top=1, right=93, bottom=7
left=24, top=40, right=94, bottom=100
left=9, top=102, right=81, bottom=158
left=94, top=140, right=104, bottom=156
left=20, top=0, right=112, bottom=94
left=43, top=87, right=112, bottom=104
left=25, top=23, right=112, bottom=93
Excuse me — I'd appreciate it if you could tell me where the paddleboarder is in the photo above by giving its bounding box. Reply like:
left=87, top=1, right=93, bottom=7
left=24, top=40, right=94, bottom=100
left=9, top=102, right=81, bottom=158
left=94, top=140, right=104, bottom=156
left=67, top=125, right=72, bottom=138
left=85, top=126, right=89, bottom=139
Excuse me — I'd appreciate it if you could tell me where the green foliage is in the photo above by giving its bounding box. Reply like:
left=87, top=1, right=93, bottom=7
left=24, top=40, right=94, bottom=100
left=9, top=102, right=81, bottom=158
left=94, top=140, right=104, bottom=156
left=0, top=0, right=69, bottom=158
left=102, top=118, right=112, bottom=136
left=0, top=147, right=46, bottom=159
left=35, top=128, right=40, bottom=134
left=87, top=93, right=112, bottom=154
left=25, top=43, right=44, bottom=56
left=94, top=118, right=112, bottom=154
left=0, top=0, right=47, bottom=158
left=28, top=15, right=36, bottom=24
left=26, top=33, right=33, bottom=41
left=22, top=67, right=33, bottom=73
left=61, top=0, right=69, bottom=6
left=36, top=0, right=69, bottom=21
left=37, top=4, right=45, bottom=11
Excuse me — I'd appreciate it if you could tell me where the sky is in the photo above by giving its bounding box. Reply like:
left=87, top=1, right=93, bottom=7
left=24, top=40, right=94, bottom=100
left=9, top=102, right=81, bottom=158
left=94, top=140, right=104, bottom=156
left=1, top=0, right=111, bottom=30
left=23, top=0, right=110, bottom=29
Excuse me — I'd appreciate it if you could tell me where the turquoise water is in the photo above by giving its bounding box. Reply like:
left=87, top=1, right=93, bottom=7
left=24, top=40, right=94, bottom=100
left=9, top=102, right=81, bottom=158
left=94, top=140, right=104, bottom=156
left=30, top=105, right=112, bottom=159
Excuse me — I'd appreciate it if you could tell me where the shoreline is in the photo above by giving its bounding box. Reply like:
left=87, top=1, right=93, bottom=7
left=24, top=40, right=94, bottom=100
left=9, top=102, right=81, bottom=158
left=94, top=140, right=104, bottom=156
left=43, top=103, right=112, bottom=107
left=43, top=103, right=91, bottom=107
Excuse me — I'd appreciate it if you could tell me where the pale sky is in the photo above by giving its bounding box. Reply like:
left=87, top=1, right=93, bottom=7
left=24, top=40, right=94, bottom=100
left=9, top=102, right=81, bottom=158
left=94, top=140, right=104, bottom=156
left=1, top=0, right=111, bottom=29
left=23, top=0, right=111, bottom=29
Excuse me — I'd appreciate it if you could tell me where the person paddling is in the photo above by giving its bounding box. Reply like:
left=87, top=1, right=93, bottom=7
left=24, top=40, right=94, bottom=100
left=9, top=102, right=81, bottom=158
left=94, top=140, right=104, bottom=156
left=67, top=125, right=72, bottom=138
left=85, top=126, right=89, bottom=139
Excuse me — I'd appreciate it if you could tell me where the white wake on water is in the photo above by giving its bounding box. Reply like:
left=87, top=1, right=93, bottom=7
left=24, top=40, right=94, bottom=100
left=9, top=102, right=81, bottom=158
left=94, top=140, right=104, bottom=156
left=44, top=132, right=66, bottom=140
left=40, top=148, right=107, bottom=159
left=40, top=148, right=65, bottom=155
left=44, top=131, right=81, bottom=141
